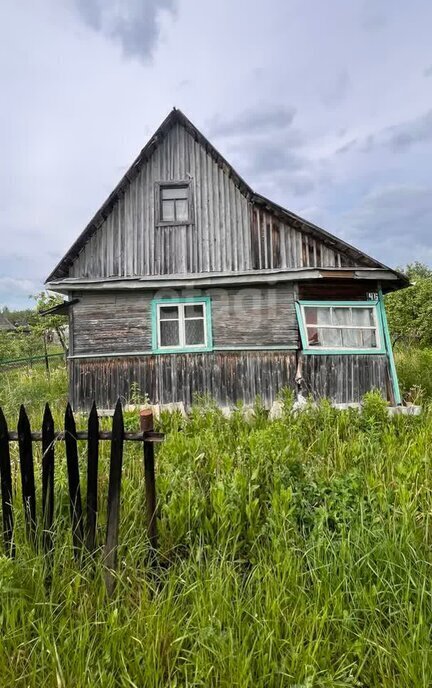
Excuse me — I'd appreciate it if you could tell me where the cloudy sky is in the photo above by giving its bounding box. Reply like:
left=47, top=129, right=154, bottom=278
left=1, top=0, right=432, bottom=309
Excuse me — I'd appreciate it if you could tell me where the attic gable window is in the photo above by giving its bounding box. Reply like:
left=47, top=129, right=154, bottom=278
left=156, top=181, right=192, bottom=225
left=295, top=301, right=385, bottom=354
left=151, top=297, right=213, bottom=353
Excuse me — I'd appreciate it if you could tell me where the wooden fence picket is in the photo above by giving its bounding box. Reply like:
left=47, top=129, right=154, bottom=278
left=0, top=400, right=164, bottom=593
left=64, top=403, right=84, bottom=557
left=42, top=403, right=55, bottom=553
left=86, top=401, right=99, bottom=551
left=0, top=407, right=14, bottom=555
left=104, top=399, right=124, bottom=596
left=17, top=405, right=37, bottom=545
left=141, top=409, right=158, bottom=561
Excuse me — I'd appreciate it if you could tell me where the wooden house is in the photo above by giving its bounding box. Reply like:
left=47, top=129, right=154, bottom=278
left=45, top=109, right=407, bottom=410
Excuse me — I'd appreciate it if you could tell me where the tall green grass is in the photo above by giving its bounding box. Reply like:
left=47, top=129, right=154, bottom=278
left=0, top=362, right=431, bottom=686
left=395, top=347, right=432, bottom=402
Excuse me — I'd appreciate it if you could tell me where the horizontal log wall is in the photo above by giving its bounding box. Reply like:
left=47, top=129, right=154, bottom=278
left=70, top=352, right=299, bottom=410
left=69, top=123, right=367, bottom=280
left=71, top=284, right=298, bottom=355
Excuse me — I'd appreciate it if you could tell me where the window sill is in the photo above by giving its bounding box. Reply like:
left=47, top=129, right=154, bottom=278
left=301, top=348, right=386, bottom=355
left=152, top=346, right=214, bottom=355
left=156, top=221, right=193, bottom=228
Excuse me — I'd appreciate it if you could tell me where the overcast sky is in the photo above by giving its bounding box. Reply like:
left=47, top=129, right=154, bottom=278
left=1, top=0, right=431, bottom=309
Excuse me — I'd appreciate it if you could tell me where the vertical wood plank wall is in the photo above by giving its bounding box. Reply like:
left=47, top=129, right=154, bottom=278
left=70, top=352, right=390, bottom=410
left=69, top=123, right=364, bottom=280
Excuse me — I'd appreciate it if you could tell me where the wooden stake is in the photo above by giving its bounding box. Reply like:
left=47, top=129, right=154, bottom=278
left=140, top=409, right=158, bottom=560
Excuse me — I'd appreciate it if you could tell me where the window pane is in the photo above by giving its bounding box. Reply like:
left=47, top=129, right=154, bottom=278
left=159, top=305, right=179, bottom=320
left=184, top=304, right=204, bottom=318
left=307, top=327, right=319, bottom=346
left=318, top=327, right=343, bottom=347
left=342, top=329, right=362, bottom=347
left=361, top=329, right=377, bottom=347
left=161, top=185, right=188, bottom=200
left=304, top=307, right=317, bottom=325
left=332, top=308, right=351, bottom=326
left=316, top=307, right=332, bottom=325
left=161, top=199, right=175, bottom=221
left=175, top=198, right=188, bottom=222
left=185, top=319, right=205, bottom=345
left=352, top=308, right=375, bottom=326
left=160, top=320, right=179, bottom=346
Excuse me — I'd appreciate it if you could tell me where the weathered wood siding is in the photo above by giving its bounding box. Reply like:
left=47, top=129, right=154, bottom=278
left=298, top=280, right=378, bottom=301
left=70, top=352, right=298, bottom=410
left=68, top=122, right=366, bottom=280
left=70, top=123, right=251, bottom=278
left=250, top=207, right=358, bottom=271
left=71, top=284, right=298, bottom=355
left=301, top=354, right=391, bottom=404
left=70, top=351, right=390, bottom=410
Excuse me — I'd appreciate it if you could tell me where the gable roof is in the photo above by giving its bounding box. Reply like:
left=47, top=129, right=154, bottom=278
left=46, top=108, right=408, bottom=286
left=0, top=312, right=16, bottom=331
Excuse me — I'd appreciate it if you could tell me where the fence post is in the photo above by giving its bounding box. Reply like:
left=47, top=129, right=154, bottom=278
left=140, top=409, right=158, bottom=560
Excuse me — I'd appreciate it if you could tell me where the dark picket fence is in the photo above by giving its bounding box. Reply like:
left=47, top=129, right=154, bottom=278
left=0, top=400, right=164, bottom=595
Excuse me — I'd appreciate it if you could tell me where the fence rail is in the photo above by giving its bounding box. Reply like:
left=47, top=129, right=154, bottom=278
left=0, top=400, right=164, bottom=595
left=0, top=352, right=65, bottom=368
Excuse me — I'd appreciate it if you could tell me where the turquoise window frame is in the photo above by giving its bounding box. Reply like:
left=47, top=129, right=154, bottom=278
left=378, top=288, right=401, bottom=404
left=295, top=300, right=386, bottom=355
left=151, top=296, right=213, bottom=354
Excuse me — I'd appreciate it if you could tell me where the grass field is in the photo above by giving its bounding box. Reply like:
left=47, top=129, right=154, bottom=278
left=0, top=358, right=431, bottom=686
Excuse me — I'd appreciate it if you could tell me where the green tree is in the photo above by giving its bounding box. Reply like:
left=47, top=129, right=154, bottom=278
left=34, top=291, right=68, bottom=353
left=385, top=262, right=432, bottom=346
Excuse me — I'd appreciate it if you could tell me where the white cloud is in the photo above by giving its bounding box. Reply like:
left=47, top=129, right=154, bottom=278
left=0, top=0, right=432, bottom=308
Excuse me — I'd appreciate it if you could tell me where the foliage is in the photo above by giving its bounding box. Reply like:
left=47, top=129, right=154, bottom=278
left=0, top=367, right=431, bottom=685
left=0, top=305, right=36, bottom=327
left=0, top=292, right=67, bottom=364
left=34, top=291, right=68, bottom=352
left=395, top=347, right=432, bottom=402
left=386, top=262, right=432, bottom=346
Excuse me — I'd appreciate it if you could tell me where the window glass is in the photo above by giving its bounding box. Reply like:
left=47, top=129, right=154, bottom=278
left=316, top=307, right=333, bottom=325
left=160, top=184, right=189, bottom=222
left=159, top=305, right=179, bottom=320
left=300, top=303, right=380, bottom=351
left=319, top=327, right=343, bottom=347
left=161, top=199, right=175, bottom=221
left=184, top=304, right=204, bottom=318
left=161, top=186, right=188, bottom=200
left=185, top=319, right=205, bottom=345
left=304, top=307, right=317, bottom=325
left=175, top=199, right=188, bottom=222
left=352, top=308, right=374, bottom=326
left=160, top=320, right=180, bottom=346
left=332, top=308, right=351, bottom=326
